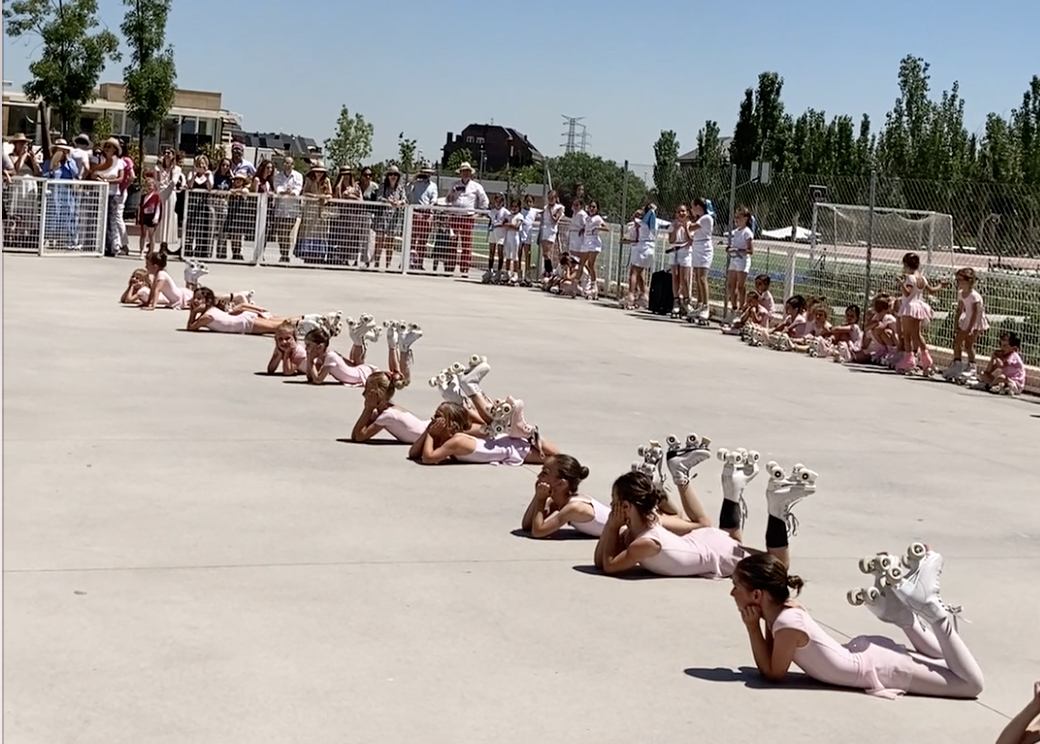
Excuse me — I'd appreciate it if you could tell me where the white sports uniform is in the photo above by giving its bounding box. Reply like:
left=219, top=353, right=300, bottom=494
left=582, top=214, right=605, bottom=254
left=503, top=212, right=522, bottom=261
left=670, top=225, right=692, bottom=268
left=691, top=213, right=714, bottom=269
left=490, top=206, right=509, bottom=246
left=539, top=204, right=564, bottom=243
left=728, top=225, right=753, bottom=274
left=519, top=207, right=539, bottom=245
left=630, top=213, right=656, bottom=268
left=567, top=209, right=587, bottom=254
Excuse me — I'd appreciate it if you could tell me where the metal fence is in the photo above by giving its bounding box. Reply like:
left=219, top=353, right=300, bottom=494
left=1, top=177, right=108, bottom=255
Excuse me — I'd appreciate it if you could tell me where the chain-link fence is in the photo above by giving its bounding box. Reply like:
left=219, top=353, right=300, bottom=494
left=615, top=164, right=1040, bottom=365
left=2, top=177, right=108, bottom=255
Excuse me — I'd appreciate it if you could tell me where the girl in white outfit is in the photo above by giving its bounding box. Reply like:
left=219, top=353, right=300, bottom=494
left=579, top=200, right=607, bottom=300
left=567, top=199, right=587, bottom=262
left=666, top=204, right=693, bottom=313
left=539, top=190, right=565, bottom=277
left=690, top=197, right=715, bottom=318
left=726, top=207, right=754, bottom=321
left=409, top=402, right=559, bottom=467
left=522, top=455, right=610, bottom=538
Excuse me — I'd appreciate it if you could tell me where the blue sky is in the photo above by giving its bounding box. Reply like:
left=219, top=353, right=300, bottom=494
left=3, top=0, right=1038, bottom=169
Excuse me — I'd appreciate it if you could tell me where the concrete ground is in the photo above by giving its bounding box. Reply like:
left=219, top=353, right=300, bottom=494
left=3, top=255, right=1038, bottom=744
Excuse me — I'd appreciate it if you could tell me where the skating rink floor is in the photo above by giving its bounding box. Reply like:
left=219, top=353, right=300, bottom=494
left=3, top=254, right=1038, bottom=744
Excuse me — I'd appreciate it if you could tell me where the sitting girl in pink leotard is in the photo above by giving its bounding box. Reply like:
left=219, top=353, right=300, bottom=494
left=521, top=455, right=609, bottom=538
left=409, top=402, right=558, bottom=466
left=186, top=287, right=294, bottom=335
left=596, top=437, right=816, bottom=579
left=731, top=548, right=984, bottom=699
left=811, top=304, right=863, bottom=360
left=849, top=295, right=899, bottom=365
left=753, top=295, right=809, bottom=349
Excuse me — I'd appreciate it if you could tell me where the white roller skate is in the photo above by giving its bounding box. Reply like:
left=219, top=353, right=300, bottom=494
left=383, top=320, right=400, bottom=350
left=716, top=446, right=761, bottom=529
left=398, top=323, right=423, bottom=364
left=183, top=259, right=209, bottom=287
left=631, top=439, right=666, bottom=489
left=765, top=461, right=817, bottom=536
left=955, top=363, right=977, bottom=385
left=942, top=360, right=964, bottom=382
left=773, top=335, right=794, bottom=352
left=694, top=304, right=711, bottom=326
left=347, top=314, right=382, bottom=350
left=503, top=396, right=538, bottom=442
left=481, top=269, right=494, bottom=284
left=890, top=546, right=962, bottom=624
left=428, top=371, right=467, bottom=406
left=483, top=398, right=514, bottom=438
left=457, top=355, right=490, bottom=397
left=848, top=551, right=917, bottom=628
left=296, top=313, right=325, bottom=340
left=230, top=290, right=255, bottom=306
left=665, top=433, right=712, bottom=487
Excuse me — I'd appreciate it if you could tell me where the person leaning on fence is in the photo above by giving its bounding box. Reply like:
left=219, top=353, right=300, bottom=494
left=6, top=133, right=42, bottom=249
left=356, top=166, right=381, bottom=267
left=154, top=148, right=185, bottom=253
left=329, top=166, right=364, bottom=266
left=42, top=138, right=80, bottom=250
left=445, top=161, right=489, bottom=277
left=272, top=156, right=304, bottom=263
left=294, top=162, right=333, bottom=263
left=408, top=163, right=439, bottom=270
left=88, top=137, right=125, bottom=257
left=373, top=165, right=408, bottom=271
left=184, top=155, right=214, bottom=258
left=69, top=134, right=93, bottom=176
left=230, top=141, right=256, bottom=178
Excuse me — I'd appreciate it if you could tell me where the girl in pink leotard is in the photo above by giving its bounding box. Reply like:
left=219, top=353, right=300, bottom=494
left=267, top=321, right=309, bottom=375
left=731, top=551, right=983, bottom=699
left=409, top=402, right=558, bottom=466
left=895, top=251, right=949, bottom=373
left=352, top=330, right=428, bottom=444
left=596, top=444, right=817, bottom=579
left=521, top=455, right=610, bottom=538
left=302, top=327, right=377, bottom=387
left=945, top=267, right=990, bottom=380
left=186, top=287, right=294, bottom=335
left=141, top=251, right=192, bottom=310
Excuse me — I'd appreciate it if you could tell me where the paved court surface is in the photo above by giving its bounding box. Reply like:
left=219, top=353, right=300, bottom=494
left=3, top=255, right=1038, bottom=744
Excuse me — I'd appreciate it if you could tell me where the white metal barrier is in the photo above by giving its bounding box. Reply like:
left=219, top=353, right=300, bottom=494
left=1, top=177, right=107, bottom=255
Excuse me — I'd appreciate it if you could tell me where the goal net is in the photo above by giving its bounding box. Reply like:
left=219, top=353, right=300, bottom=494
left=814, top=203, right=954, bottom=270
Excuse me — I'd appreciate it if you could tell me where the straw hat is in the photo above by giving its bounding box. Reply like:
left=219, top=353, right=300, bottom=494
left=102, top=137, right=122, bottom=155
left=385, top=165, right=401, bottom=175
left=456, top=161, right=474, bottom=174
left=8, top=133, right=30, bottom=144
left=231, top=170, right=251, bottom=182
left=307, top=162, right=327, bottom=174
left=53, top=138, right=71, bottom=151
left=419, top=163, right=436, bottom=175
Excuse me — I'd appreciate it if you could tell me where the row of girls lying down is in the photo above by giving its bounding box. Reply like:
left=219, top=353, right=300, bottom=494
left=118, top=257, right=1000, bottom=706
left=713, top=252, right=1026, bottom=394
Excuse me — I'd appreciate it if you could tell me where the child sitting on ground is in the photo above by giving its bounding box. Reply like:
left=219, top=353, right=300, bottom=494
left=752, top=295, right=809, bottom=349
left=724, top=290, right=770, bottom=336
left=967, top=331, right=1026, bottom=395
left=814, top=305, right=863, bottom=361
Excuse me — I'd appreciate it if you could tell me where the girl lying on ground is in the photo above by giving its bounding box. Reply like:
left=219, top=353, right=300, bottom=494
left=732, top=544, right=984, bottom=699
left=120, top=257, right=253, bottom=310
left=186, top=287, right=297, bottom=335
left=595, top=436, right=816, bottom=578
left=408, top=402, right=559, bottom=466
left=521, top=455, right=609, bottom=538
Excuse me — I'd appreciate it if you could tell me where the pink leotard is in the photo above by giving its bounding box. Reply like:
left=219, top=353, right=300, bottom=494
left=567, top=495, right=610, bottom=537
left=153, top=270, right=192, bottom=309
left=900, top=276, right=932, bottom=320
left=289, top=342, right=307, bottom=369
left=373, top=407, right=429, bottom=444
left=1001, top=351, right=1026, bottom=389
left=760, top=291, right=776, bottom=316
left=202, top=307, right=256, bottom=334
left=958, top=290, right=989, bottom=333
left=455, top=435, right=531, bottom=466
left=787, top=313, right=810, bottom=339
left=321, top=351, right=377, bottom=387
left=633, top=523, right=744, bottom=578
left=773, top=607, right=923, bottom=698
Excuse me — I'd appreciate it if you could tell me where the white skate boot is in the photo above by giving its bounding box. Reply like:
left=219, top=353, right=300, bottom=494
left=383, top=320, right=400, bottom=350
left=664, top=433, right=712, bottom=486
left=765, top=461, right=817, bottom=536
left=183, top=259, right=209, bottom=287
left=631, top=439, right=666, bottom=489
left=695, top=304, right=710, bottom=326
left=848, top=551, right=917, bottom=628
left=398, top=323, right=423, bottom=364
left=230, top=290, right=255, bottom=306
left=297, top=313, right=327, bottom=340
left=942, top=360, right=964, bottom=382
left=483, top=398, right=513, bottom=438
left=458, top=355, right=490, bottom=397
left=891, top=547, right=962, bottom=624
left=429, top=371, right=467, bottom=406
left=348, top=314, right=382, bottom=350
left=504, top=396, right=537, bottom=442
left=717, top=446, right=761, bottom=529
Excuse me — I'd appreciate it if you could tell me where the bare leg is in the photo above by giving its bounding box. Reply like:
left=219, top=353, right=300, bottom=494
left=348, top=344, right=366, bottom=365
left=901, top=616, right=944, bottom=659
left=677, top=480, right=712, bottom=528
left=904, top=615, right=984, bottom=698
left=468, top=393, right=495, bottom=424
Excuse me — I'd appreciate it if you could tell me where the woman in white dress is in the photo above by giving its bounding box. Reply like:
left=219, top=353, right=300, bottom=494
left=154, top=148, right=185, bottom=252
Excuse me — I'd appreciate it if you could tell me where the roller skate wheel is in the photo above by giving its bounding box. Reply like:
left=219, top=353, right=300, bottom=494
left=791, top=463, right=805, bottom=473
left=884, top=565, right=904, bottom=585
left=499, top=403, right=513, bottom=417
left=847, top=589, right=865, bottom=606
left=798, top=469, right=817, bottom=483
left=666, top=435, right=680, bottom=447
left=428, top=376, right=439, bottom=388
left=382, top=319, right=394, bottom=329
left=716, top=448, right=730, bottom=461
left=865, top=586, right=881, bottom=602
left=449, top=362, right=465, bottom=374
left=877, top=554, right=895, bottom=571
left=907, top=542, right=927, bottom=560
left=746, top=450, right=760, bottom=463
left=732, top=452, right=745, bottom=466
left=647, top=439, right=660, bottom=448
left=858, top=557, right=876, bottom=574
left=359, top=314, right=373, bottom=323
left=636, top=446, right=647, bottom=457
left=767, top=462, right=785, bottom=479
left=685, top=433, right=699, bottom=447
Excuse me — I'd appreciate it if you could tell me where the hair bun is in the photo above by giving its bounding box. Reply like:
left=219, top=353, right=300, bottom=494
left=579, top=466, right=590, bottom=480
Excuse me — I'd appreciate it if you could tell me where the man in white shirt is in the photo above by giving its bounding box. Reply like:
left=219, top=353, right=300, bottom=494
left=407, top=163, right=439, bottom=270
left=272, top=155, right=303, bottom=262
left=230, top=142, right=256, bottom=178
left=70, top=134, right=93, bottom=177
left=445, top=161, right=489, bottom=277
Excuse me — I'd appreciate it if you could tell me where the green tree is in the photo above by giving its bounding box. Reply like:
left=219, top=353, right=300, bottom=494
left=121, top=0, right=177, bottom=173
left=92, top=112, right=114, bottom=142
left=877, top=55, right=934, bottom=178
left=396, top=132, right=418, bottom=174
left=446, top=147, right=474, bottom=173
left=1012, top=75, right=1040, bottom=185
left=854, top=113, right=874, bottom=173
left=694, top=120, right=727, bottom=169
left=323, top=106, right=374, bottom=170
left=3, top=0, right=121, bottom=136
left=729, top=88, right=757, bottom=169
left=546, top=152, right=650, bottom=220
left=652, top=130, right=680, bottom=213
left=754, top=72, right=787, bottom=166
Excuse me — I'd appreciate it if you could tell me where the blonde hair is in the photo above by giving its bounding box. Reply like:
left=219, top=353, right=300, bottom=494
left=364, top=370, right=407, bottom=401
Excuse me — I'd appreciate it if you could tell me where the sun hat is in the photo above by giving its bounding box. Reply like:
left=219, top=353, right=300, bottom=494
left=53, top=138, right=71, bottom=151
left=8, top=133, right=30, bottom=143
left=385, top=165, right=401, bottom=175
left=457, top=161, right=474, bottom=173
left=419, top=163, right=436, bottom=175
left=102, top=137, right=122, bottom=155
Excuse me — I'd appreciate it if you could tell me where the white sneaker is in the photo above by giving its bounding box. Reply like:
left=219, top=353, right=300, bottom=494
left=665, top=433, right=712, bottom=487
left=765, top=461, right=817, bottom=536
left=892, top=548, right=960, bottom=624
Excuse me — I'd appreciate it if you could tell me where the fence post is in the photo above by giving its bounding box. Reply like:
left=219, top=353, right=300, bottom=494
left=864, top=169, right=877, bottom=319
left=36, top=178, right=49, bottom=256
left=724, top=163, right=737, bottom=317
left=401, top=205, right=414, bottom=275
left=617, top=160, right=628, bottom=297
left=253, top=192, right=269, bottom=265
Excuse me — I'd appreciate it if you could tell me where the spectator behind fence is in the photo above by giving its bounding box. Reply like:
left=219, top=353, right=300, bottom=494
left=70, top=134, right=93, bottom=176
left=42, top=138, right=79, bottom=250
left=155, top=147, right=185, bottom=253
left=184, top=155, right=214, bottom=258
left=89, top=137, right=125, bottom=257
left=295, top=162, right=332, bottom=263
left=373, top=165, right=407, bottom=271
left=272, top=156, right=303, bottom=263
left=445, top=161, right=489, bottom=278
left=331, top=166, right=364, bottom=266
left=253, top=159, right=274, bottom=193
left=114, top=147, right=135, bottom=254
left=408, top=163, right=439, bottom=270
left=230, top=141, right=256, bottom=178
left=357, top=166, right=380, bottom=268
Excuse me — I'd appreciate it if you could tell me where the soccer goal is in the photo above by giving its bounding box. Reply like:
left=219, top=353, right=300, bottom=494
left=812, top=202, right=954, bottom=271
